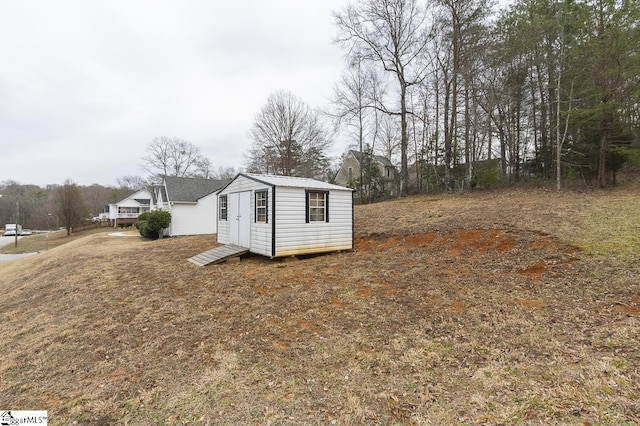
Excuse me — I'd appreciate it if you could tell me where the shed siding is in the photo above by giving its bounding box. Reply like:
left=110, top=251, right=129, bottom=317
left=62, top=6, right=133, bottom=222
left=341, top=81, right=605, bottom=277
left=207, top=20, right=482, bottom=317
left=217, top=176, right=273, bottom=255
left=217, top=220, right=230, bottom=244
left=217, top=174, right=353, bottom=258
left=169, top=192, right=217, bottom=236
left=273, top=186, right=352, bottom=257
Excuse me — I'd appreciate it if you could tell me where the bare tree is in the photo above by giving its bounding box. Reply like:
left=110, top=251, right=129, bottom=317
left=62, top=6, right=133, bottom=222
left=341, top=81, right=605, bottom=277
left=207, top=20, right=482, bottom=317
left=56, top=179, right=87, bottom=236
left=434, top=0, right=492, bottom=188
left=377, top=114, right=401, bottom=162
left=330, top=57, right=382, bottom=149
left=330, top=58, right=381, bottom=200
left=334, top=0, right=432, bottom=196
left=108, top=175, right=149, bottom=206
left=247, top=91, right=332, bottom=178
left=83, top=184, right=113, bottom=218
left=210, top=166, right=242, bottom=180
left=196, top=157, right=213, bottom=179
left=116, top=175, right=148, bottom=191
left=141, top=137, right=212, bottom=184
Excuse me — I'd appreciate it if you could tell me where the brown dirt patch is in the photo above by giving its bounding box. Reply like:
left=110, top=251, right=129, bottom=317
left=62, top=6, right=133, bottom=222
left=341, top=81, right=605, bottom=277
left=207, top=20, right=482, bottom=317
left=519, top=262, right=548, bottom=276
left=356, top=285, right=373, bottom=298
left=514, top=297, right=546, bottom=309
left=450, top=300, right=468, bottom=313
left=613, top=304, right=640, bottom=316
left=403, top=232, right=437, bottom=247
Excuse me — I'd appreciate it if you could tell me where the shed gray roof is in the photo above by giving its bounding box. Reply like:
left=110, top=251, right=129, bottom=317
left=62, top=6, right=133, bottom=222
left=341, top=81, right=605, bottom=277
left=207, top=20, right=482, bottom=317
left=216, top=173, right=354, bottom=194
left=240, top=173, right=353, bottom=191
left=163, top=176, right=231, bottom=202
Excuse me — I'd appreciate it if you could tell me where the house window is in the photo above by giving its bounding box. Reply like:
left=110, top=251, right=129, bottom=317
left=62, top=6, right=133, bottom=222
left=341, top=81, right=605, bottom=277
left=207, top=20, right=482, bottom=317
left=255, top=190, right=268, bottom=223
left=219, top=195, right=227, bottom=220
left=348, top=167, right=353, bottom=180
left=306, top=190, right=329, bottom=223
left=118, top=207, right=139, bottom=214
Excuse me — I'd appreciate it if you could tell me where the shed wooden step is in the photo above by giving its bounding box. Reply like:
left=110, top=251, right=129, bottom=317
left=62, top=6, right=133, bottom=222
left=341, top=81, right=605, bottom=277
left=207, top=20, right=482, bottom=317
left=188, top=244, right=249, bottom=266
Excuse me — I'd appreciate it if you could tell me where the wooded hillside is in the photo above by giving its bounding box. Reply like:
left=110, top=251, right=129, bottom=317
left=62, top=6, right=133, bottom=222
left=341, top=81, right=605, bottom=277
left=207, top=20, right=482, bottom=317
left=331, top=0, right=640, bottom=194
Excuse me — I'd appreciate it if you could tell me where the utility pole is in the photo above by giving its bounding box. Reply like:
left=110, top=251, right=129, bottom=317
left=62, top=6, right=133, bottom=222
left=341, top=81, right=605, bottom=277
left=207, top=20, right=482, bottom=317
left=15, top=201, right=19, bottom=248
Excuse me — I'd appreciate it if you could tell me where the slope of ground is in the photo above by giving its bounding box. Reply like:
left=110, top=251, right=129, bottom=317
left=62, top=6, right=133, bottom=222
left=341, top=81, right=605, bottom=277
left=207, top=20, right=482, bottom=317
left=1, top=182, right=639, bottom=425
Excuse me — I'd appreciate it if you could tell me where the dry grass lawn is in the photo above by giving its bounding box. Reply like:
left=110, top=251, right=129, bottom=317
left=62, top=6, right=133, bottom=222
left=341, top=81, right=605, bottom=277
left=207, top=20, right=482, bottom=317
left=1, top=179, right=639, bottom=425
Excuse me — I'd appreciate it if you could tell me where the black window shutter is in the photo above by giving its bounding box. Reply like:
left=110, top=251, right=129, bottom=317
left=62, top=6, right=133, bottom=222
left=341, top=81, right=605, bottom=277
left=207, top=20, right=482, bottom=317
left=325, top=192, right=329, bottom=222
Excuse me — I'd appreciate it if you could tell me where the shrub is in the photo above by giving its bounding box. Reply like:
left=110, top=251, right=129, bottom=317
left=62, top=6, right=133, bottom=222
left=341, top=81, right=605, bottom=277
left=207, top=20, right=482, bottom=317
left=473, top=160, right=501, bottom=189
left=137, top=210, right=171, bottom=239
left=136, top=220, right=155, bottom=239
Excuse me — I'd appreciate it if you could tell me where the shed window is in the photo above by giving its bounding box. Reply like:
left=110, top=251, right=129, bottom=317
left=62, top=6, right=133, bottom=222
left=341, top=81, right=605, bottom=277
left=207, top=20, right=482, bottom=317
left=306, top=190, right=329, bottom=223
left=255, top=190, right=268, bottom=223
left=219, top=195, right=227, bottom=220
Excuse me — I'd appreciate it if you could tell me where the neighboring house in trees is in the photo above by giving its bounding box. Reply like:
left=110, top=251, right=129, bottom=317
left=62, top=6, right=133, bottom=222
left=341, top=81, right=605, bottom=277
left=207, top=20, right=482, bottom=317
left=407, top=157, right=503, bottom=193
left=335, top=150, right=397, bottom=201
left=216, top=173, right=354, bottom=258
left=155, top=175, right=230, bottom=237
left=108, top=188, right=153, bottom=227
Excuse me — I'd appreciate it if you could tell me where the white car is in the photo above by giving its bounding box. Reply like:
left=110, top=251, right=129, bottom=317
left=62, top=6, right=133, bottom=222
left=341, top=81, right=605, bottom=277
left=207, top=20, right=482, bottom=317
left=20, top=229, right=33, bottom=236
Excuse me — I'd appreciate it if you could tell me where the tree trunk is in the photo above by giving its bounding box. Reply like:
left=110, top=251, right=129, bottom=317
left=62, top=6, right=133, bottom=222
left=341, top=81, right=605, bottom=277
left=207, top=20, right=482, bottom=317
left=598, top=123, right=609, bottom=188
left=443, top=70, right=452, bottom=187
left=400, top=81, right=409, bottom=197
left=464, top=83, right=471, bottom=188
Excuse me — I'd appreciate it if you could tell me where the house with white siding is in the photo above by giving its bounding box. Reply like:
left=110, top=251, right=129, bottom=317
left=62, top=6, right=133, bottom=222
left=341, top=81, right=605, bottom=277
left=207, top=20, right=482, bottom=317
left=108, top=188, right=153, bottom=227
left=216, top=173, right=354, bottom=258
left=156, top=176, right=230, bottom=236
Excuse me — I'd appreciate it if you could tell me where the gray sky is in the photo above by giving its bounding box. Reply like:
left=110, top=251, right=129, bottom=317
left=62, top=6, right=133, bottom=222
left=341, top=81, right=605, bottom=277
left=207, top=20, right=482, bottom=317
left=0, top=0, right=350, bottom=186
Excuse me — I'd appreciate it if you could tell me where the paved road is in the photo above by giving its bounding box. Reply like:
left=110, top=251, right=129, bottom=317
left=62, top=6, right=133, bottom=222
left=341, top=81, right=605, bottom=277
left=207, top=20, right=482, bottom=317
left=0, top=235, right=39, bottom=262
left=0, top=235, right=20, bottom=249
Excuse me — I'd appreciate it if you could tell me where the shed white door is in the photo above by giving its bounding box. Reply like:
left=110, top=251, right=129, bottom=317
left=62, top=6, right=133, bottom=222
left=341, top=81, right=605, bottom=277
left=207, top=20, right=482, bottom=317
left=229, top=191, right=251, bottom=247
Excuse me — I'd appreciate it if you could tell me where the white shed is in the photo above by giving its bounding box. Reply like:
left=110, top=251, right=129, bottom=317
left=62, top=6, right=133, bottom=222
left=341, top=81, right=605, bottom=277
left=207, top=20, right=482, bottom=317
left=216, top=173, right=354, bottom=258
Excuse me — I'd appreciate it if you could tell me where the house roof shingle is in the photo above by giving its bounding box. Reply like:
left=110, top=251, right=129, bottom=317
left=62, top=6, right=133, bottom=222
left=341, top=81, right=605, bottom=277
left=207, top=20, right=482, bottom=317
left=164, top=176, right=230, bottom=203
left=349, top=150, right=395, bottom=168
